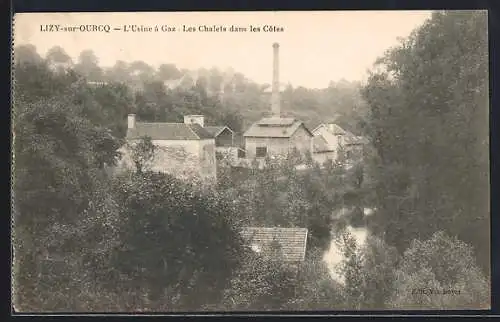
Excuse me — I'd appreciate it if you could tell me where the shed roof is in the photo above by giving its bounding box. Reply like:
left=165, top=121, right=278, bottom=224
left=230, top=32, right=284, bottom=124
left=243, top=117, right=313, bottom=138
left=126, top=122, right=213, bottom=140
left=240, top=227, right=308, bottom=262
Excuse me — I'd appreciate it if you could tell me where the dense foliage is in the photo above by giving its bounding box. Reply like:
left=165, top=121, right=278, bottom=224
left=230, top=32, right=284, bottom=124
left=109, top=171, right=245, bottom=311
left=388, top=231, right=490, bottom=309
left=218, top=154, right=351, bottom=257
left=361, top=11, right=490, bottom=274
left=335, top=229, right=489, bottom=310
left=13, top=59, right=124, bottom=311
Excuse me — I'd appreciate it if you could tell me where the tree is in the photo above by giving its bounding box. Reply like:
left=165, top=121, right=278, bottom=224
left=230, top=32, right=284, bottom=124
left=111, top=171, right=245, bottom=311
left=361, top=11, right=489, bottom=273
left=289, top=259, right=345, bottom=310
left=13, top=58, right=122, bottom=311
left=75, top=49, right=103, bottom=81
left=91, top=82, right=136, bottom=139
left=335, top=229, right=364, bottom=309
left=105, top=60, right=130, bottom=82
left=135, top=80, right=171, bottom=122
left=128, top=60, right=155, bottom=84
left=208, top=67, right=224, bottom=94
left=221, top=252, right=297, bottom=311
left=14, top=44, right=43, bottom=65
left=388, top=231, right=489, bottom=309
left=335, top=230, right=399, bottom=309
left=158, top=63, right=181, bottom=80
left=128, top=136, right=156, bottom=173
left=46, top=46, right=72, bottom=64
left=357, top=235, right=399, bottom=309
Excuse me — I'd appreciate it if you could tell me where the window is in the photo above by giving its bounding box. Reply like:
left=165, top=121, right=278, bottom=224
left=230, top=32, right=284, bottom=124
left=238, top=149, right=246, bottom=158
left=256, top=147, right=267, bottom=158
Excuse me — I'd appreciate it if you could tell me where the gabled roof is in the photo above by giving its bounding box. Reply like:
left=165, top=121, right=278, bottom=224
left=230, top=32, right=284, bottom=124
left=204, top=125, right=233, bottom=138
left=240, top=227, right=308, bottom=262
left=243, top=117, right=313, bottom=138
left=313, top=135, right=335, bottom=153
left=312, top=123, right=347, bottom=136
left=126, top=122, right=213, bottom=140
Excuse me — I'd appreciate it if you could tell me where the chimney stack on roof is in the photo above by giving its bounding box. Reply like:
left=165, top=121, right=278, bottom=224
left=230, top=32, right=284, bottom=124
left=128, top=114, right=136, bottom=129
left=184, top=115, right=205, bottom=127
left=272, top=42, right=280, bottom=117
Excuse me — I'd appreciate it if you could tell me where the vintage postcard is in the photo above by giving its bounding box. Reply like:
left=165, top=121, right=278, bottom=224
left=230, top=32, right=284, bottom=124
left=11, top=11, right=490, bottom=313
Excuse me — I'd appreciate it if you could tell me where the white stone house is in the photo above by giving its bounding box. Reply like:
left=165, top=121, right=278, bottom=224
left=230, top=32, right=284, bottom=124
left=312, top=122, right=368, bottom=164
left=117, top=114, right=217, bottom=183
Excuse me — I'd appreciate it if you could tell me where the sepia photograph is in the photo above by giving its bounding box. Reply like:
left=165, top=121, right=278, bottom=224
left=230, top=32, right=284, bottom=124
left=11, top=10, right=490, bottom=312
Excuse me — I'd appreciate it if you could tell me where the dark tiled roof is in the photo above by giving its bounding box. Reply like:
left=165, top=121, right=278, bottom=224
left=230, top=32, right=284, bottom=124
left=188, top=123, right=214, bottom=139
left=126, top=122, right=213, bottom=140
left=243, top=118, right=312, bottom=138
left=240, top=227, right=308, bottom=262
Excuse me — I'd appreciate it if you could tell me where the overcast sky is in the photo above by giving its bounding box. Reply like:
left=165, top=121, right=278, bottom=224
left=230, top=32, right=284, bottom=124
left=14, top=11, right=431, bottom=88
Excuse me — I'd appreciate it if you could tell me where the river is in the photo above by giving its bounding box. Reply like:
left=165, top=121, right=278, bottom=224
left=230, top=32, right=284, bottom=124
left=322, top=207, right=373, bottom=283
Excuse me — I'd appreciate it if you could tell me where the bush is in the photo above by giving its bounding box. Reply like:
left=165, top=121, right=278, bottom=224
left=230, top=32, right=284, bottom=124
left=387, top=231, right=490, bottom=309
left=221, top=251, right=297, bottom=311
left=335, top=230, right=398, bottom=309
left=110, top=171, right=246, bottom=311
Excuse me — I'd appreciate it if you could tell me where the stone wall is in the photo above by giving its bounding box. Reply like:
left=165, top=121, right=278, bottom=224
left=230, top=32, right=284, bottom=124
left=116, top=139, right=216, bottom=183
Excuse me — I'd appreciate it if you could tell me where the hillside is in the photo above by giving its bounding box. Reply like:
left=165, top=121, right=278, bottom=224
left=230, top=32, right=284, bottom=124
left=15, top=44, right=369, bottom=135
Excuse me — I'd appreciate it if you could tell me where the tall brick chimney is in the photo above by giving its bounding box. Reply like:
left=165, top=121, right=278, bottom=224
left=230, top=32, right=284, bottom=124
left=272, top=42, right=280, bottom=117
